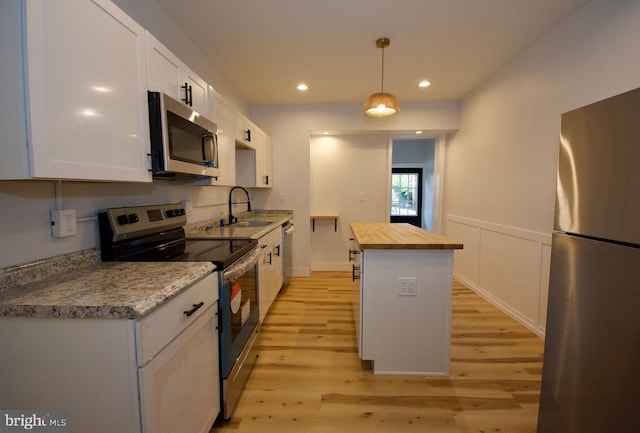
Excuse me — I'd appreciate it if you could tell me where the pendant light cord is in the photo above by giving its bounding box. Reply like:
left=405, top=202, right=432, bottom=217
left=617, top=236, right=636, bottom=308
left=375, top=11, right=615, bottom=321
left=381, top=45, right=385, bottom=92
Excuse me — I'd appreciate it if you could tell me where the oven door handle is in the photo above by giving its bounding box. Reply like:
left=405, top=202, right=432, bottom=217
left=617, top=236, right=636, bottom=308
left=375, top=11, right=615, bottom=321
left=222, top=248, right=261, bottom=284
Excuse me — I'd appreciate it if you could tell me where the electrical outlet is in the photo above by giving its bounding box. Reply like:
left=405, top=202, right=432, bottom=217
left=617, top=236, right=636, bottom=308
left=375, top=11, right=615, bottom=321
left=279, top=193, right=288, bottom=203
left=359, top=193, right=365, bottom=202
left=181, top=200, right=193, bottom=215
left=51, top=209, right=77, bottom=238
left=398, top=277, right=417, bottom=296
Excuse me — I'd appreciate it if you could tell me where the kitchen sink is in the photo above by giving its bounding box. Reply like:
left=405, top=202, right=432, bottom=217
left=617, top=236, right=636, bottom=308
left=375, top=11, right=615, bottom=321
left=233, top=221, right=272, bottom=227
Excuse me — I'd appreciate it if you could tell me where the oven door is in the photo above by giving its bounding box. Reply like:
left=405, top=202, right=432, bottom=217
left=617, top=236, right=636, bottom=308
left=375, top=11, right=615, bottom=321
left=218, top=248, right=261, bottom=378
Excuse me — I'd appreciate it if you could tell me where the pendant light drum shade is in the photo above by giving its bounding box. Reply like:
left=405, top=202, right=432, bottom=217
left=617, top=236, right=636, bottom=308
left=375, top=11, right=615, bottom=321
left=364, top=92, right=400, bottom=117
left=364, top=37, right=400, bottom=117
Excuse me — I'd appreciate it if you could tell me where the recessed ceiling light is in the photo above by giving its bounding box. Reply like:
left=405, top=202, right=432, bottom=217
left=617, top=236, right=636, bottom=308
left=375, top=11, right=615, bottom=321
left=418, top=80, right=431, bottom=88
left=297, top=83, right=309, bottom=91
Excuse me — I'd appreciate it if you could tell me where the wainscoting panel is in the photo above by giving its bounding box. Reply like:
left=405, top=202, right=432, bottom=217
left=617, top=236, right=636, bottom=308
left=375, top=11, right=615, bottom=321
left=446, top=215, right=551, bottom=337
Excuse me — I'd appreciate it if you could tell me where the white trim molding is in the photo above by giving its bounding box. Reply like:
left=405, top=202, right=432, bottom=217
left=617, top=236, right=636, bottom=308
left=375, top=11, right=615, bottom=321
left=446, top=215, right=551, bottom=338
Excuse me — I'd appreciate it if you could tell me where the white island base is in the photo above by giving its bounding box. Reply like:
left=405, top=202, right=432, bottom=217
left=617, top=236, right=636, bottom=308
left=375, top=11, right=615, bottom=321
left=356, top=249, right=454, bottom=376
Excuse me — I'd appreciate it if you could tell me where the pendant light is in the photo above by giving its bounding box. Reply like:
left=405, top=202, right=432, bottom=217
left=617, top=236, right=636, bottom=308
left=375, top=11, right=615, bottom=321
left=364, top=37, right=400, bottom=117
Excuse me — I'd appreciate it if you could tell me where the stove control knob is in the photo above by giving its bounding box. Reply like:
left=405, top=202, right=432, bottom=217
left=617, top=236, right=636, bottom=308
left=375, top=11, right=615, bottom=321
left=166, top=209, right=175, bottom=218
left=116, top=215, right=128, bottom=225
left=178, top=208, right=186, bottom=216
left=128, top=213, right=139, bottom=224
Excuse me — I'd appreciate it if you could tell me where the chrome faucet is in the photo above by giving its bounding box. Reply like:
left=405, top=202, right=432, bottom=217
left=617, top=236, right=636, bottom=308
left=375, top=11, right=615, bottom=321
left=228, top=186, right=252, bottom=225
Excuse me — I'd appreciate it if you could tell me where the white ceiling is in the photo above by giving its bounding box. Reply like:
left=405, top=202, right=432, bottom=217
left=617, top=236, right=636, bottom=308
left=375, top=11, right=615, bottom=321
left=154, top=0, right=589, bottom=106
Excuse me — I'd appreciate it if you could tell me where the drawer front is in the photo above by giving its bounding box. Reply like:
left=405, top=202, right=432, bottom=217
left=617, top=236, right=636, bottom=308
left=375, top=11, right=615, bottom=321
left=136, top=272, right=218, bottom=366
left=259, top=226, right=280, bottom=247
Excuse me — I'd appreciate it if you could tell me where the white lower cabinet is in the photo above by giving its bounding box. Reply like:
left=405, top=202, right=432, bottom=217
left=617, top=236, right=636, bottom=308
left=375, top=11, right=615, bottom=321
left=258, top=227, right=284, bottom=322
left=136, top=273, right=220, bottom=433
left=0, top=0, right=151, bottom=182
left=0, top=273, right=220, bottom=433
left=138, top=303, right=219, bottom=433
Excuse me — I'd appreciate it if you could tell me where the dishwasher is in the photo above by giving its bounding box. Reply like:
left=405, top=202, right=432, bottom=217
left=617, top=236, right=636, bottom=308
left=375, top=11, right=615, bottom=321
left=282, top=220, right=294, bottom=285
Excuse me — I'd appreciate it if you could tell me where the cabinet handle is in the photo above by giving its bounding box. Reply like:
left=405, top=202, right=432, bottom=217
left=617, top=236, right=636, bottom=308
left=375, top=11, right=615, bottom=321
left=264, top=175, right=269, bottom=185
left=183, top=301, right=204, bottom=317
left=275, top=245, right=281, bottom=257
left=268, top=252, right=272, bottom=265
left=245, top=129, right=251, bottom=142
left=352, top=265, right=360, bottom=281
left=181, top=82, right=193, bottom=106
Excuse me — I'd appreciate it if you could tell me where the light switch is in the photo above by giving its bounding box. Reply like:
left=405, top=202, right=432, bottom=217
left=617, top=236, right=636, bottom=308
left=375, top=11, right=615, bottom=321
left=359, top=193, right=365, bottom=202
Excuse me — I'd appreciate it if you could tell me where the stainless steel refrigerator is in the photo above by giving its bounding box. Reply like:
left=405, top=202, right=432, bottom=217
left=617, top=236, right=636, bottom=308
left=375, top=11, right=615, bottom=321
left=537, top=87, right=640, bottom=433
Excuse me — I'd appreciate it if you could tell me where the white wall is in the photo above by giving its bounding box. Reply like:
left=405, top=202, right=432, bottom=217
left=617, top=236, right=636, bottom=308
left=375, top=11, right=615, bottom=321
left=310, top=134, right=390, bottom=270
left=0, top=180, right=231, bottom=269
left=445, top=0, right=640, bottom=336
left=250, top=101, right=460, bottom=277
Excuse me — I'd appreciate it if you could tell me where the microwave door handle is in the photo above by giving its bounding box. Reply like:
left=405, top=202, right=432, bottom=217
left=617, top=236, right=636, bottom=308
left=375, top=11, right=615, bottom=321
left=202, top=130, right=216, bottom=165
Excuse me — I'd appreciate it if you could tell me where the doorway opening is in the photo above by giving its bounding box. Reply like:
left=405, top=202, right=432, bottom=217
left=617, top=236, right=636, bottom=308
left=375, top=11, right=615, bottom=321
left=390, top=138, right=438, bottom=231
left=391, top=168, right=423, bottom=227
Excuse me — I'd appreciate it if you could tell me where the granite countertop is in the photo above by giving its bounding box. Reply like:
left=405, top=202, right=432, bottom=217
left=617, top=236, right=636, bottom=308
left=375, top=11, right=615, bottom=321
left=0, top=249, right=215, bottom=320
left=186, top=212, right=292, bottom=240
left=350, top=223, right=464, bottom=250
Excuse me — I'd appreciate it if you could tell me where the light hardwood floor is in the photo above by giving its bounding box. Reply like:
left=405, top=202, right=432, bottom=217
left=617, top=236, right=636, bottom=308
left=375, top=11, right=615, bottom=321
left=212, top=272, right=544, bottom=433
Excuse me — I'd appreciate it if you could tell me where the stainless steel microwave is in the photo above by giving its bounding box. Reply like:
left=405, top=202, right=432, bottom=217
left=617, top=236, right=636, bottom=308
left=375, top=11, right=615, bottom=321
left=148, top=91, right=219, bottom=178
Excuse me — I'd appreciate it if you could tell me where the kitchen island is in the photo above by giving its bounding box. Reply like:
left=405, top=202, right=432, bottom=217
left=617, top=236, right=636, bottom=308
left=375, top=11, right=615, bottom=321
left=350, top=223, right=463, bottom=375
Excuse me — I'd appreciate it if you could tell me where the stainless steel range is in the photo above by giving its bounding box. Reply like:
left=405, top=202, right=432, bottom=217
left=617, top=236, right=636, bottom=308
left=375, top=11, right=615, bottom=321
left=98, top=203, right=261, bottom=421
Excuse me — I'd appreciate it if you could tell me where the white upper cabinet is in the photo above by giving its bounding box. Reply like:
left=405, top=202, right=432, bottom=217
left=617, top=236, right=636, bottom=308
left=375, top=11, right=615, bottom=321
left=256, top=132, right=273, bottom=188
left=201, top=87, right=236, bottom=186
left=146, top=33, right=181, bottom=102
left=0, top=0, right=152, bottom=182
left=146, top=33, right=209, bottom=118
left=235, top=112, right=273, bottom=188
left=235, top=113, right=256, bottom=149
left=182, top=67, right=209, bottom=118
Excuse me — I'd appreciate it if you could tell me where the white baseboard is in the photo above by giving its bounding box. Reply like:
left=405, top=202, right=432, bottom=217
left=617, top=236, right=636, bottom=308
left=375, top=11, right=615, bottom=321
left=454, top=272, right=545, bottom=338
left=310, top=262, right=352, bottom=272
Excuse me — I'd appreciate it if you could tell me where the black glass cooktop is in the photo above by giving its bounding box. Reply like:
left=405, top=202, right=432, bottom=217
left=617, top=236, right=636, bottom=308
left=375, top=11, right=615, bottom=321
left=179, top=239, right=257, bottom=270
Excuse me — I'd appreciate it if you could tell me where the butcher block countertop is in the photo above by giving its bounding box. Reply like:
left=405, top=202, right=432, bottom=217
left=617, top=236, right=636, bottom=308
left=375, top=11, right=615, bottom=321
left=350, top=223, right=463, bottom=250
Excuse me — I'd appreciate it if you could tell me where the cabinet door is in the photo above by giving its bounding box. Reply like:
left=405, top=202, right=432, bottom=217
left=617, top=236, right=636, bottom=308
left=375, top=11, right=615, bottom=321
left=146, top=32, right=181, bottom=101
left=258, top=245, right=270, bottom=322
left=139, top=304, right=220, bottom=433
left=24, top=0, right=151, bottom=182
left=235, top=121, right=273, bottom=188
left=235, top=113, right=251, bottom=147
left=256, top=131, right=273, bottom=188
left=181, top=67, right=209, bottom=118
left=272, top=234, right=284, bottom=293
left=208, top=87, right=236, bottom=185
left=147, top=33, right=209, bottom=118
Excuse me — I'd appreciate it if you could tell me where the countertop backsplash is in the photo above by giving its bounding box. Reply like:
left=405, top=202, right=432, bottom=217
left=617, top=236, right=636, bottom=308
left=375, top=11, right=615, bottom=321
left=0, top=248, right=101, bottom=293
